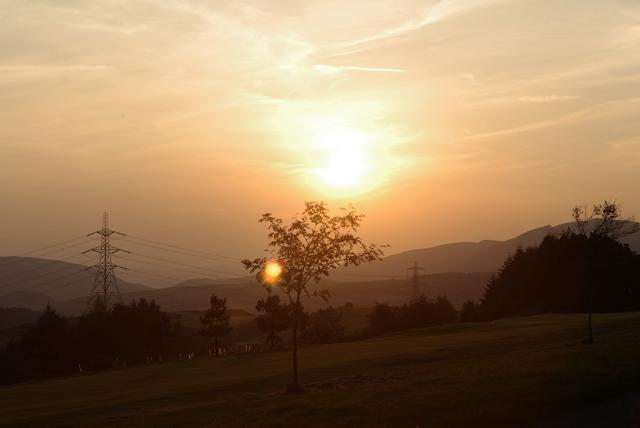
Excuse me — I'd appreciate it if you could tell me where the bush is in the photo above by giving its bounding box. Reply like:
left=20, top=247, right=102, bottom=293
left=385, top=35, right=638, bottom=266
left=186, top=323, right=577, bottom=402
left=301, top=307, right=345, bottom=344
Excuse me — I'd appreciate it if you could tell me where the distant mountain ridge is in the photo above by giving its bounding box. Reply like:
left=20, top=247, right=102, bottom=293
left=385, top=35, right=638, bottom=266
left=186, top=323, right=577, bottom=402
left=333, top=221, right=640, bottom=281
left=1, top=221, right=638, bottom=313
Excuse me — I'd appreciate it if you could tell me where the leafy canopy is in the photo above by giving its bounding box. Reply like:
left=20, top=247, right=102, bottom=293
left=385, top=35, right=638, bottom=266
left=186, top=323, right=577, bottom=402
left=200, top=294, right=232, bottom=339
left=242, top=201, right=386, bottom=303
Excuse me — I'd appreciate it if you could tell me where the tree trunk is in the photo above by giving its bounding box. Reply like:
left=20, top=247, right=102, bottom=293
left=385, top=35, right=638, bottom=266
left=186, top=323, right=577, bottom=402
left=287, top=296, right=303, bottom=394
left=585, top=280, right=595, bottom=344
left=292, top=316, right=298, bottom=383
left=214, top=336, right=219, bottom=357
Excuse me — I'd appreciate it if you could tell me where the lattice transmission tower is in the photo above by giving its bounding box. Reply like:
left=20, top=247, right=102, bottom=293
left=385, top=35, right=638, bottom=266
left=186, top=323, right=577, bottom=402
left=407, top=261, right=425, bottom=301
left=83, top=211, right=128, bottom=308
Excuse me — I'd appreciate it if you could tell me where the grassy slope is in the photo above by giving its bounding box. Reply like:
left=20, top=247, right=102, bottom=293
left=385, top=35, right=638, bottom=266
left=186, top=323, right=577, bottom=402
left=2, top=313, right=640, bottom=427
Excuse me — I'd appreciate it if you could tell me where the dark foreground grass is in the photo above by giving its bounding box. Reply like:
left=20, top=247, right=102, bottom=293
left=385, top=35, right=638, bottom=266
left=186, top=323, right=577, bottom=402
left=2, top=312, right=640, bottom=427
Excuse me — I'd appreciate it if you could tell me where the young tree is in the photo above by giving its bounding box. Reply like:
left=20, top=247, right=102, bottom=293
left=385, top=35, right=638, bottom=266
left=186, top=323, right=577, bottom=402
left=255, top=294, right=291, bottom=348
left=200, top=294, right=232, bottom=357
left=243, top=201, right=385, bottom=393
left=572, top=200, right=639, bottom=343
left=572, top=200, right=639, bottom=239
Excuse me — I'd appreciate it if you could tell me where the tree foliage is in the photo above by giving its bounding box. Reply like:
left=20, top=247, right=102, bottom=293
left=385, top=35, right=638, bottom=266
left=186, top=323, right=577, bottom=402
left=243, top=201, right=385, bottom=303
left=0, top=299, right=182, bottom=385
left=255, top=294, right=291, bottom=348
left=479, top=232, right=640, bottom=320
left=242, top=201, right=385, bottom=392
left=200, top=294, right=232, bottom=356
left=572, top=200, right=639, bottom=239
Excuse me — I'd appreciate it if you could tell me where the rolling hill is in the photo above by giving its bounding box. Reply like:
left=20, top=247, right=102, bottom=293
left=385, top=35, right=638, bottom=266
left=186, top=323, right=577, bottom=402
left=50, top=271, right=492, bottom=315
left=0, top=257, right=150, bottom=310
left=333, top=221, right=640, bottom=280
left=2, top=221, right=637, bottom=313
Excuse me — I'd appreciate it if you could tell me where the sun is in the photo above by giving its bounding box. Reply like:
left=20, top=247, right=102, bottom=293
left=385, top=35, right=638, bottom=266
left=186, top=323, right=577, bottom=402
left=314, top=125, right=372, bottom=190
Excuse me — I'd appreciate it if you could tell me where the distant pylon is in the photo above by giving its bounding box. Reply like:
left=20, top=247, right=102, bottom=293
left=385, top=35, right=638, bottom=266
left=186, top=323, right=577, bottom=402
left=407, top=261, right=425, bottom=301
left=83, top=211, right=128, bottom=309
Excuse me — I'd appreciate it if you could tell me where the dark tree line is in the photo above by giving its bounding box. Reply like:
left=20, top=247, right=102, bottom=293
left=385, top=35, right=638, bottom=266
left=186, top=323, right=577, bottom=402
left=477, top=232, right=640, bottom=320
left=0, top=299, right=204, bottom=385
left=461, top=202, right=640, bottom=329
left=367, top=296, right=457, bottom=336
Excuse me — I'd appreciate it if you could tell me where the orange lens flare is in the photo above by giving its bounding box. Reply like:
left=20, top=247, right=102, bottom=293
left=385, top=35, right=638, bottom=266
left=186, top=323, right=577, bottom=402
left=262, top=260, right=283, bottom=284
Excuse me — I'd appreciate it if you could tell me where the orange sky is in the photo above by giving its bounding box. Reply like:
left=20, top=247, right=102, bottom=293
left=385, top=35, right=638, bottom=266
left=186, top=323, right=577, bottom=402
left=1, top=0, right=639, bottom=275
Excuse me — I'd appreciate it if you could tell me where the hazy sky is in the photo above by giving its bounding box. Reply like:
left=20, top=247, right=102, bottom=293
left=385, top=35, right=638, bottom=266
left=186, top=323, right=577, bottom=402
left=1, top=0, right=640, bottom=276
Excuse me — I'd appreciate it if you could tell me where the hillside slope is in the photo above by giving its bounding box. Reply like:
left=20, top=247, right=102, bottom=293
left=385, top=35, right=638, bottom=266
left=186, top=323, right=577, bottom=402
left=52, top=272, right=491, bottom=315
left=1, top=313, right=639, bottom=427
left=335, top=221, right=640, bottom=280
left=0, top=257, right=150, bottom=309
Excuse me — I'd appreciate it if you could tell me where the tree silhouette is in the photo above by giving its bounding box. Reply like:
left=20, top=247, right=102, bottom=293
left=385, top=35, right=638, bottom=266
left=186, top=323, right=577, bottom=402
left=200, top=294, right=232, bottom=357
left=572, top=200, right=639, bottom=343
left=572, top=200, right=639, bottom=240
left=480, top=233, right=640, bottom=324
left=243, top=201, right=385, bottom=393
left=255, top=294, right=291, bottom=348
left=368, top=302, right=399, bottom=335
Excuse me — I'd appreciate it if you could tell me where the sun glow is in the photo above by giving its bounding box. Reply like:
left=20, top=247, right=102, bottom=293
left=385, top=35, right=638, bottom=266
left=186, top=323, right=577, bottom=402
left=280, top=109, right=405, bottom=198
left=313, top=124, right=373, bottom=190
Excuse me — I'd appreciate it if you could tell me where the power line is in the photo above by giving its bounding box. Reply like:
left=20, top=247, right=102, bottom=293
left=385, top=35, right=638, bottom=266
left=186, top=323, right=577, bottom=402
left=119, top=272, right=176, bottom=288
left=121, top=236, right=240, bottom=264
left=116, top=254, right=217, bottom=279
left=0, top=236, right=89, bottom=266
left=0, top=253, right=86, bottom=283
left=0, top=267, right=90, bottom=298
left=37, top=274, right=94, bottom=297
left=0, top=260, right=91, bottom=291
left=0, top=239, right=92, bottom=270
left=125, top=234, right=241, bottom=261
left=118, top=252, right=242, bottom=278
left=0, top=274, right=92, bottom=305
left=335, top=272, right=400, bottom=279
left=124, top=268, right=186, bottom=286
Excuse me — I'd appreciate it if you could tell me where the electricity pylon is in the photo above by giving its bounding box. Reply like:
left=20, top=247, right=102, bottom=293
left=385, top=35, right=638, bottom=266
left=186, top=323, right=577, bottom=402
left=407, top=261, right=425, bottom=301
left=83, top=211, right=128, bottom=309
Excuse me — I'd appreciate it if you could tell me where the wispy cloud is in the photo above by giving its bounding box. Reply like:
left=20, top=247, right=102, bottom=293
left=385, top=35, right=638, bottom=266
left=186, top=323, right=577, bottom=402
left=517, top=95, right=582, bottom=103
left=337, top=0, right=510, bottom=48
left=449, top=97, right=640, bottom=143
left=313, top=64, right=404, bottom=74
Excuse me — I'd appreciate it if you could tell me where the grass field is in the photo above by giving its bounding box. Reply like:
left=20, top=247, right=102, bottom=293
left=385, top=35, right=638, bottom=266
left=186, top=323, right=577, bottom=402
left=2, top=312, right=640, bottom=427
